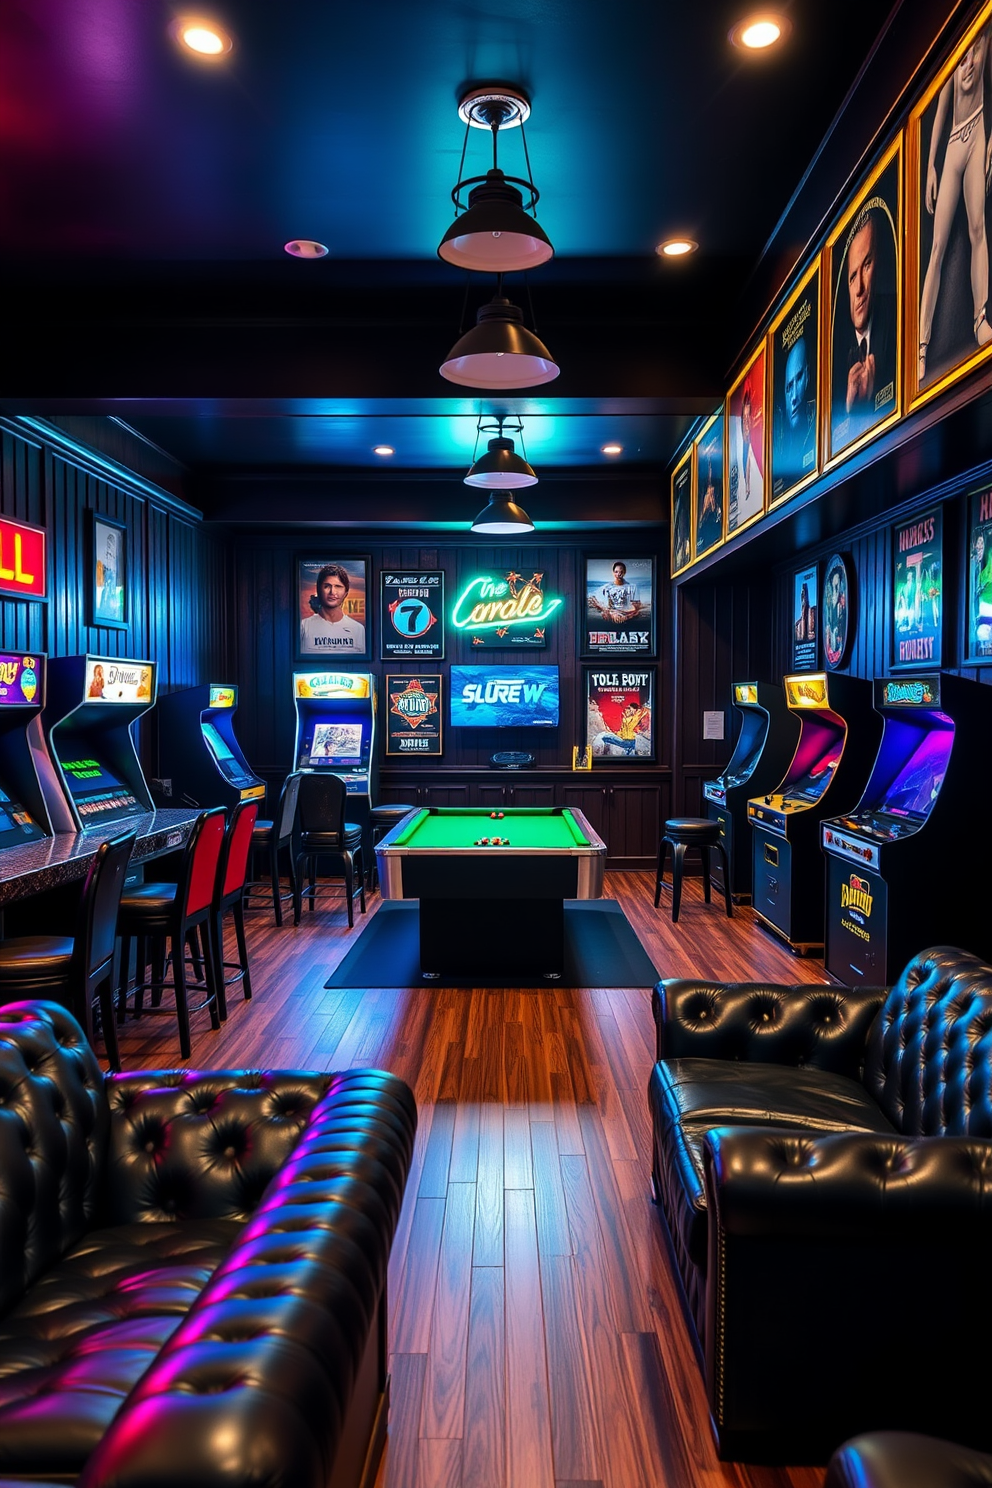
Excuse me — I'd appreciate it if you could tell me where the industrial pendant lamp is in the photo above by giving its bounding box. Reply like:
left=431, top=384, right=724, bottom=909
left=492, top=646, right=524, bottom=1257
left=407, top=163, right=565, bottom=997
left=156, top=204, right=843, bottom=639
left=438, top=86, right=554, bottom=273
left=440, top=279, right=560, bottom=388
left=470, top=492, right=535, bottom=535
left=464, top=415, right=537, bottom=488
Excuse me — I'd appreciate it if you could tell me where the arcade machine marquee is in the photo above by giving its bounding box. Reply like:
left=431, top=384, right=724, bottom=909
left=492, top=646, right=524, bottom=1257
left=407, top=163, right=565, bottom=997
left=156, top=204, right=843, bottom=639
left=822, top=673, right=992, bottom=982
left=43, top=656, right=156, bottom=830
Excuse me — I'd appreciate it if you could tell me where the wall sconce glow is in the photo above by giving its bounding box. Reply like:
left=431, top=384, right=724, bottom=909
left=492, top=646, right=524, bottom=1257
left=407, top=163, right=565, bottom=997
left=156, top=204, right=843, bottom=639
left=450, top=573, right=562, bottom=633
left=601, top=443, right=623, bottom=456
left=284, top=240, right=328, bottom=258
left=373, top=445, right=395, bottom=457
left=729, top=14, right=790, bottom=49
left=172, top=18, right=233, bottom=56
left=657, top=238, right=697, bottom=258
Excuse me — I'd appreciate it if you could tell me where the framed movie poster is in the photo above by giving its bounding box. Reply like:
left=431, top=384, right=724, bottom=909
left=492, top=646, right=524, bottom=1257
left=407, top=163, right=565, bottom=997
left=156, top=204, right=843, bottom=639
left=966, top=486, right=992, bottom=662
left=581, top=554, right=655, bottom=657
left=792, top=564, right=819, bottom=671
left=584, top=666, right=655, bottom=763
left=892, top=509, right=942, bottom=669
left=823, top=552, right=854, bottom=670
left=295, top=556, right=371, bottom=662
left=908, top=2, right=992, bottom=413
left=671, top=447, right=693, bottom=576
left=726, top=345, right=766, bottom=537
left=769, top=261, right=820, bottom=506
left=380, top=570, right=444, bottom=661
left=694, top=409, right=724, bottom=560
left=385, top=674, right=443, bottom=756
left=89, top=513, right=127, bottom=629
left=825, top=136, right=902, bottom=467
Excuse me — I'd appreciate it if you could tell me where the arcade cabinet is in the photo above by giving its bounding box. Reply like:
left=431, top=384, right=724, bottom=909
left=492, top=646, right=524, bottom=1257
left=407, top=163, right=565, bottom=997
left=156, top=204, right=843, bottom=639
left=822, top=672, right=992, bottom=982
left=292, top=669, right=378, bottom=861
left=703, top=681, right=800, bottom=902
left=747, top=672, right=880, bottom=953
left=42, top=655, right=156, bottom=830
left=0, top=651, right=59, bottom=846
left=157, top=684, right=265, bottom=810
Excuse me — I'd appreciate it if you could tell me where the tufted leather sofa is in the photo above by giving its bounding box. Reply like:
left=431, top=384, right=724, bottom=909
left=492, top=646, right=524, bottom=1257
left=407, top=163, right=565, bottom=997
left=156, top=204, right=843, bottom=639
left=648, top=946, right=992, bottom=1464
left=826, top=1433, right=992, bottom=1488
left=0, top=1000, right=416, bottom=1488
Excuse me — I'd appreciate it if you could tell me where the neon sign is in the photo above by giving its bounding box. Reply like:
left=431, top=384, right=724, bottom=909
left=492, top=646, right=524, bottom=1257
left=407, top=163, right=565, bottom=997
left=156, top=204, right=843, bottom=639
left=450, top=570, right=562, bottom=644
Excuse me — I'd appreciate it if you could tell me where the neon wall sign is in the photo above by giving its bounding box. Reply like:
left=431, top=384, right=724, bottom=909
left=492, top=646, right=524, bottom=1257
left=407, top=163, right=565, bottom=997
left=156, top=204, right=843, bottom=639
left=450, top=570, right=562, bottom=648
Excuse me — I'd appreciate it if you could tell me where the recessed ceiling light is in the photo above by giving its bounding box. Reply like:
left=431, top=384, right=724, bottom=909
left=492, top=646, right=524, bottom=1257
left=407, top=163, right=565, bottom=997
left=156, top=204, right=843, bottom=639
left=172, top=17, right=233, bottom=57
left=373, top=445, right=395, bottom=457
left=656, top=238, right=698, bottom=258
left=729, top=13, right=791, bottom=50
left=601, top=443, right=623, bottom=456
left=284, top=239, right=328, bottom=258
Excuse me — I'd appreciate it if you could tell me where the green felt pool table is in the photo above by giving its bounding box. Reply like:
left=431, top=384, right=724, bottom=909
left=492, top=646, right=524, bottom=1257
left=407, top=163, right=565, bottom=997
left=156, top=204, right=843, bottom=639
left=375, top=806, right=607, bottom=979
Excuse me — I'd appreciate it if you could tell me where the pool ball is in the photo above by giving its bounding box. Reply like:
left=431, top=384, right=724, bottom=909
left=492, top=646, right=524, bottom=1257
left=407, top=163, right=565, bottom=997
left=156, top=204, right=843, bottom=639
left=490, top=811, right=497, bottom=819
left=497, top=812, right=505, bottom=819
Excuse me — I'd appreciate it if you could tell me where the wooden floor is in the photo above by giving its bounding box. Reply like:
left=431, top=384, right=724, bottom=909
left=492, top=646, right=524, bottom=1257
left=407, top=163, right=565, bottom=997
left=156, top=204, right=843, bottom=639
left=111, top=872, right=830, bottom=1488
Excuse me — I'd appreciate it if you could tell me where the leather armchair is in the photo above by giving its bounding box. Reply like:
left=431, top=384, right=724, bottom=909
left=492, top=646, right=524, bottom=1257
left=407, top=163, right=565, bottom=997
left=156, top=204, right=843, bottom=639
left=826, top=1434, right=992, bottom=1488
left=648, top=947, right=992, bottom=1464
left=0, top=1001, right=416, bottom=1488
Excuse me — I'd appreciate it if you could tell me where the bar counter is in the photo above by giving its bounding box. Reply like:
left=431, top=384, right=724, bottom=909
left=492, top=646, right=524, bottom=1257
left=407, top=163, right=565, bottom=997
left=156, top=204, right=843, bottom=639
left=0, top=809, right=202, bottom=907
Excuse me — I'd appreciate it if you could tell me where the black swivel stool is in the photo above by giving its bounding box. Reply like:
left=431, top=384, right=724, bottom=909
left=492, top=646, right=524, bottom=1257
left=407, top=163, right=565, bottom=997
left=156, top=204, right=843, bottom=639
left=368, top=803, right=416, bottom=890
left=654, top=816, right=733, bottom=924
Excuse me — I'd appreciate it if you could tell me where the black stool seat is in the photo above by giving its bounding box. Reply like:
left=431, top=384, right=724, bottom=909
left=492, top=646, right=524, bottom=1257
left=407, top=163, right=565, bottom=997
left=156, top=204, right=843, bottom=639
left=118, top=882, right=180, bottom=925
left=251, top=818, right=274, bottom=842
left=370, top=804, right=416, bottom=824
left=0, top=937, right=74, bottom=978
left=300, top=823, right=363, bottom=850
left=655, top=818, right=733, bottom=924
left=663, top=817, right=722, bottom=840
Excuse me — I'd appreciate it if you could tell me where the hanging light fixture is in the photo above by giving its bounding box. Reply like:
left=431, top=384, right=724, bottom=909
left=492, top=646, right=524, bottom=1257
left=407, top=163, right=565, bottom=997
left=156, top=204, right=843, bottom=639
left=464, top=414, right=537, bottom=488
left=440, top=280, right=560, bottom=388
left=438, top=86, right=554, bottom=273
left=470, top=492, right=535, bottom=535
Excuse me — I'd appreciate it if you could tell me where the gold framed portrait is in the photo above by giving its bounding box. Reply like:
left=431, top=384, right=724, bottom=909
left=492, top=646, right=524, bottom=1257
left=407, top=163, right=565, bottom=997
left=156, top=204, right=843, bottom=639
left=670, top=444, right=694, bottom=577
left=725, top=344, right=767, bottom=538
left=693, top=408, right=725, bottom=560
left=768, top=258, right=822, bottom=507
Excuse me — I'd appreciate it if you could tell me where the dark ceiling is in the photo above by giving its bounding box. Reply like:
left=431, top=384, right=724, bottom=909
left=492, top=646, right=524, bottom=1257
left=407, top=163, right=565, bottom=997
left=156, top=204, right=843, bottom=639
left=0, top=0, right=967, bottom=520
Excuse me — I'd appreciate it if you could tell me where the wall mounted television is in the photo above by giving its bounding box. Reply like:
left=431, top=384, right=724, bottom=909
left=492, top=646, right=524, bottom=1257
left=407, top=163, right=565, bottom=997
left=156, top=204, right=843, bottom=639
left=450, top=666, right=560, bottom=728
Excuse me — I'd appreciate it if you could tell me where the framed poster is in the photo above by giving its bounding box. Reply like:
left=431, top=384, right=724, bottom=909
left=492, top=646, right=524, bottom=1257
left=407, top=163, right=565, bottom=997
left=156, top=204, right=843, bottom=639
left=823, top=552, right=854, bottom=670
left=694, top=409, right=724, bottom=560
left=584, top=666, right=655, bottom=763
left=726, top=345, right=766, bottom=536
left=825, top=136, right=902, bottom=467
left=380, top=570, right=444, bottom=660
left=671, top=447, right=693, bottom=576
left=892, top=509, right=942, bottom=669
left=295, top=556, right=371, bottom=662
left=769, top=261, right=820, bottom=505
left=908, top=2, right=992, bottom=412
left=581, top=554, right=655, bottom=657
left=0, top=517, right=46, bottom=602
left=966, top=486, right=992, bottom=662
left=792, top=564, right=819, bottom=671
left=385, top=673, right=443, bottom=756
left=89, top=513, right=127, bottom=628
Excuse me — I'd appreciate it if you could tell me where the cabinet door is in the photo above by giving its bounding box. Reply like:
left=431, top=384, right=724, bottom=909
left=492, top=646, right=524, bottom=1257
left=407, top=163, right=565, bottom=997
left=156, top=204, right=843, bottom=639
left=423, top=785, right=471, bottom=808
left=561, top=786, right=608, bottom=842
left=475, top=784, right=507, bottom=808
left=380, top=786, right=421, bottom=807
left=508, top=784, right=556, bottom=807
left=607, top=785, right=662, bottom=866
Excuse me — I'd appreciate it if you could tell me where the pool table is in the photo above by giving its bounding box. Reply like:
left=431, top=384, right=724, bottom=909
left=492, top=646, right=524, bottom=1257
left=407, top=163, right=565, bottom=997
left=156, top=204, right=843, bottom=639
left=374, top=806, right=607, bottom=979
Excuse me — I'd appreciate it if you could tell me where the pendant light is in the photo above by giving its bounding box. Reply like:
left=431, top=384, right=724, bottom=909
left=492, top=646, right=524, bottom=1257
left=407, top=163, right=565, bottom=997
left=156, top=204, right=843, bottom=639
left=438, top=87, right=553, bottom=274
left=440, top=282, right=560, bottom=389
left=464, top=415, right=537, bottom=488
left=470, top=492, right=535, bottom=534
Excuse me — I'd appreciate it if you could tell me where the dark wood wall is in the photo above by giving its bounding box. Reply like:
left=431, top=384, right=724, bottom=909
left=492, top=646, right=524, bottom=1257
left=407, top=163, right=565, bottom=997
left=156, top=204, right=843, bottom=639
left=0, top=419, right=228, bottom=774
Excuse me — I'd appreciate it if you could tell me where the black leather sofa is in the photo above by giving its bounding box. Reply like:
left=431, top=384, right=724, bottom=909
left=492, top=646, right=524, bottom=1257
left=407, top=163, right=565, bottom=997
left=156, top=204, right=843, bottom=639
left=648, top=946, right=992, bottom=1464
left=826, top=1434, right=992, bottom=1488
left=0, top=1000, right=416, bottom=1488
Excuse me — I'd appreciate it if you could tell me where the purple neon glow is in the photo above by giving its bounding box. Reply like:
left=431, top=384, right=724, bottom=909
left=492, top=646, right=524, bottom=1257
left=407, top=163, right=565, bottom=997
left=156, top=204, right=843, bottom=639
left=880, top=717, right=954, bottom=818
left=783, top=715, right=845, bottom=798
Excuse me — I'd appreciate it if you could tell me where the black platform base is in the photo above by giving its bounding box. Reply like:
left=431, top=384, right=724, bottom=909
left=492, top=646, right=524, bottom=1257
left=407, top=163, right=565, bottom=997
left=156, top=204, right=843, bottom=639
left=324, top=899, right=659, bottom=989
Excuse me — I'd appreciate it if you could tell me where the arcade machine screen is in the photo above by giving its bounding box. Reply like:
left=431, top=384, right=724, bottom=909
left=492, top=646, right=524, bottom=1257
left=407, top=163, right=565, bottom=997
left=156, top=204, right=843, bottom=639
left=0, top=787, right=41, bottom=843
left=56, top=735, right=139, bottom=824
left=784, top=717, right=845, bottom=804
left=879, top=722, right=953, bottom=821
left=201, top=720, right=259, bottom=789
left=724, top=712, right=767, bottom=789
left=308, top=722, right=364, bottom=768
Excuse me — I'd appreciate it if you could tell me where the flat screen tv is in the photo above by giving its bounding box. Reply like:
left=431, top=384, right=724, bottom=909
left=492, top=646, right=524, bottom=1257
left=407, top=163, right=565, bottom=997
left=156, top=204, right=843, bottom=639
left=450, top=666, right=559, bottom=728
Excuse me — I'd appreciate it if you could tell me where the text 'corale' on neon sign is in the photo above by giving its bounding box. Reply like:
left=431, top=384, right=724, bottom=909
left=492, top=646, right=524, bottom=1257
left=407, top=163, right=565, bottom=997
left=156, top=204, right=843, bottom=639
left=450, top=572, right=563, bottom=633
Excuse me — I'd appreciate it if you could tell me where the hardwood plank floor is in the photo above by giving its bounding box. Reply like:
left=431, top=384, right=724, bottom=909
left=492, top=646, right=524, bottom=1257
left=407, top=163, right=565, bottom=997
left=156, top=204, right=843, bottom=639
left=108, top=871, right=829, bottom=1488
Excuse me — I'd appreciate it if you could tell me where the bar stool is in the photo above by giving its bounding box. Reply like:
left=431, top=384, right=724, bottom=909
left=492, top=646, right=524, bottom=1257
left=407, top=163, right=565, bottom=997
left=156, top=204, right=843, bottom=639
left=293, top=773, right=366, bottom=927
left=248, top=771, right=302, bottom=926
left=0, top=828, right=136, bottom=1070
left=368, top=803, right=416, bottom=890
left=654, top=816, right=733, bottom=924
left=210, top=798, right=259, bottom=1018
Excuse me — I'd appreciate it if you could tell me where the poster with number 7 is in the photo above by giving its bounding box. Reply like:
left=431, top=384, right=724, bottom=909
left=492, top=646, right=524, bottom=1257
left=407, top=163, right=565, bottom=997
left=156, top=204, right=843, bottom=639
left=380, top=570, right=445, bottom=660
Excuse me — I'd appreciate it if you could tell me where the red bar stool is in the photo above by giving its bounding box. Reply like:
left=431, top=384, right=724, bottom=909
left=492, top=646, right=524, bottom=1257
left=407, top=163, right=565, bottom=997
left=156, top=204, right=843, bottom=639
left=116, top=806, right=226, bottom=1059
left=247, top=771, right=302, bottom=925
left=0, top=828, right=136, bottom=1070
left=210, top=797, right=259, bottom=1018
